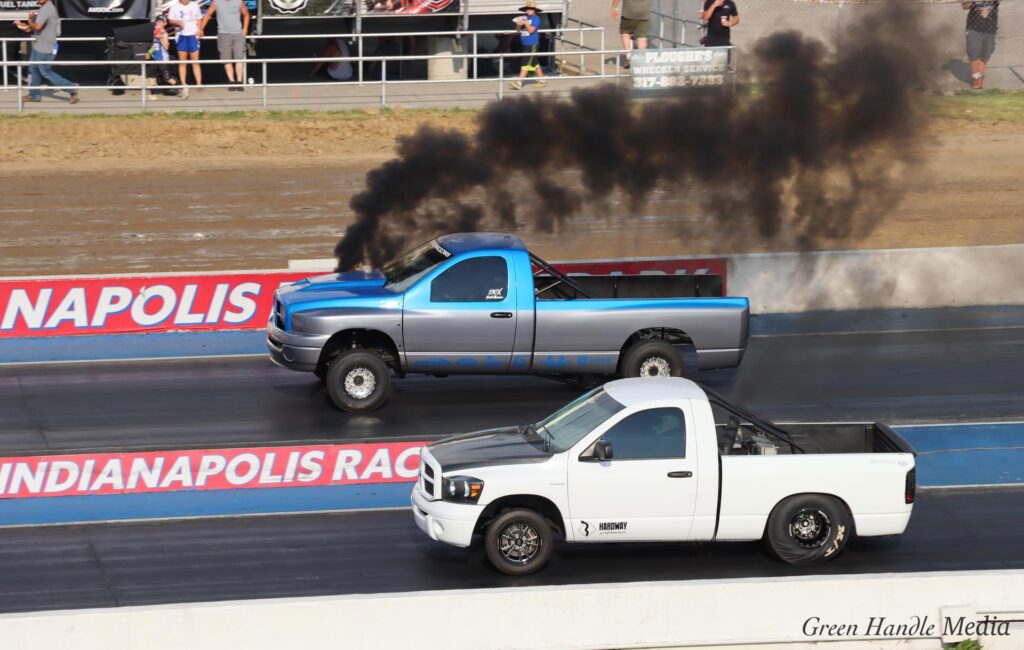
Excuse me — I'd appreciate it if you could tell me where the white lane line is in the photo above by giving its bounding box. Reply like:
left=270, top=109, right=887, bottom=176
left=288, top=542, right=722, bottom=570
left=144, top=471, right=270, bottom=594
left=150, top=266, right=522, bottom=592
left=0, top=353, right=266, bottom=367
left=751, top=324, right=1024, bottom=338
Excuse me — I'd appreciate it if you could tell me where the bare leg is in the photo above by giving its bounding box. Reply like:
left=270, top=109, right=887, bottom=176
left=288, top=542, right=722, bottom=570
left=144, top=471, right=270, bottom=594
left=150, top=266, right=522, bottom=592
left=177, top=51, right=188, bottom=86
left=191, top=51, right=202, bottom=87
left=224, top=63, right=236, bottom=83
left=636, top=36, right=648, bottom=50
left=234, top=61, right=244, bottom=84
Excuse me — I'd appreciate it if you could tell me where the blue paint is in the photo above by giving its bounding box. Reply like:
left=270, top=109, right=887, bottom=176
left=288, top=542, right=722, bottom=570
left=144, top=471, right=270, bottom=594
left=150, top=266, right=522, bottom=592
left=896, top=423, right=1024, bottom=487
left=0, top=330, right=267, bottom=364
left=0, top=483, right=414, bottom=526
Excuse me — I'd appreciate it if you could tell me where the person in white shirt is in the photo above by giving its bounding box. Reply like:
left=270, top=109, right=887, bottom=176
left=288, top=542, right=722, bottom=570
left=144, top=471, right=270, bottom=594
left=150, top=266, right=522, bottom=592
left=167, top=0, right=203, bottom=97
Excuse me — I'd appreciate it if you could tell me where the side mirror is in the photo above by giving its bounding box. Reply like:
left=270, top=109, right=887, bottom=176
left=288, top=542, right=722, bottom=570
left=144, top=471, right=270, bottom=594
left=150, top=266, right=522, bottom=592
left=594, top=440, right=613, bottom=461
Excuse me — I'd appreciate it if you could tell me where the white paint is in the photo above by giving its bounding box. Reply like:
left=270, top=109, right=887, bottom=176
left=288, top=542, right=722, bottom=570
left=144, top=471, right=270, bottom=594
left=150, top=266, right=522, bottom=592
left=0, top=571, right=1020, bottom=649
left=728, top=243, right=1024, bottom=314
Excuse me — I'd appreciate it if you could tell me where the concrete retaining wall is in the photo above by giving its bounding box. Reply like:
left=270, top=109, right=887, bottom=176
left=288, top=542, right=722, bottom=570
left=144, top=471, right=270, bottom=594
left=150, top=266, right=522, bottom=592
left=1, top=571, right=1021, bottom=649
left=729, top=243, right=1024, bottom=314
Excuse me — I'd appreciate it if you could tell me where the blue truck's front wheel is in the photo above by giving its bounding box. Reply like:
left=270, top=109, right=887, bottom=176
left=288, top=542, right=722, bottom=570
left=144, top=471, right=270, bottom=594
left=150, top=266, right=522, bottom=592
left=326, top=349, right=391, bottom=412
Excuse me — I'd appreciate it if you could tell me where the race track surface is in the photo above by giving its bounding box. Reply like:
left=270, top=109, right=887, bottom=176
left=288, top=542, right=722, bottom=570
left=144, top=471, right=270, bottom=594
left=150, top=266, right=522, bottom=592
left=2, top=325, right=1024, bottom=453
left=0, top=487, right=1020, bottom=614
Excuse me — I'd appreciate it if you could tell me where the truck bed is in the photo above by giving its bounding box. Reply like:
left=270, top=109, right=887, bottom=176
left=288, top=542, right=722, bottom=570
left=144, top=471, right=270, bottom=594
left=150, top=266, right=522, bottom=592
left=715, top=422, right=915, bottom=456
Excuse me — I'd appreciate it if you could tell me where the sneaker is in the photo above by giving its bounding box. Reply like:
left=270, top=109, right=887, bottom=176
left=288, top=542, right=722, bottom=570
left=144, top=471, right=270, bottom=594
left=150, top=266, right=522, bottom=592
left=22, top=94, right=40, bottom=103
left=535, top=80, right=547, bottom=88
left=68, top=93, right=79, bottom=105
left=148, top=92, right=160, bottom=101
left=971, top=76, right=983, bottom=90
left=180, top=87, right=190, bottom=100
left=509, top=81, right=523, bottom=90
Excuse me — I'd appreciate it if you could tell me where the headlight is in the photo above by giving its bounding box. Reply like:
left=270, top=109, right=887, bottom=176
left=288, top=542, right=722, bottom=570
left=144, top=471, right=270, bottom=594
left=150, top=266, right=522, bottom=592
left=441, top=476, right=484, bottom=503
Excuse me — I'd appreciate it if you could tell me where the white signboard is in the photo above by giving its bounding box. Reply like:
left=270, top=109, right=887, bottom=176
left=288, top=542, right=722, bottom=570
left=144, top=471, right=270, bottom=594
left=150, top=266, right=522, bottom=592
left=630, top=46, right=734, bottom=93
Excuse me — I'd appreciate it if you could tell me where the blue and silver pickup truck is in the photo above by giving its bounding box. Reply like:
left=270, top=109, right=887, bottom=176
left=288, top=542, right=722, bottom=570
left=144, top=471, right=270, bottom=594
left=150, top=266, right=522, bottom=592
left=267, top=233, right=749, bottom=412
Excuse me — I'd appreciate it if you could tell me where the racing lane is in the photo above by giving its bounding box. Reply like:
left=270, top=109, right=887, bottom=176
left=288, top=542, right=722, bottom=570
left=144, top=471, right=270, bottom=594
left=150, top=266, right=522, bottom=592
left=2, top=325, right=1024, bottom=453
left=0, top=487, right=1020, bottom=614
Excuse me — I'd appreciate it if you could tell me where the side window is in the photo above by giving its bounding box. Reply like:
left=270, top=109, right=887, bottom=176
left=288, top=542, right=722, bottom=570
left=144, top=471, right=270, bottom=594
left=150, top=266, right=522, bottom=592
left=430, top=256, right=508, bottom=303
left=601, top=408, right=686, bottom=460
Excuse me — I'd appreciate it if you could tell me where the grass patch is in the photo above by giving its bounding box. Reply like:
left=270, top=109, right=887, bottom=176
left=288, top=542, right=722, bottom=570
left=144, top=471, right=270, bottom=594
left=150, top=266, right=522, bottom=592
left=923, top=90, right=1024, bottom=123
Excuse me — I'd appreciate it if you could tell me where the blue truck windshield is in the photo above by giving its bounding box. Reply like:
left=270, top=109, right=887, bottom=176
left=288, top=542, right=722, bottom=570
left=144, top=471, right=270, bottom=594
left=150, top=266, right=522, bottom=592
left=532, top=388, right=626, bottom=453
left=383, top=241, right=450, bottom=293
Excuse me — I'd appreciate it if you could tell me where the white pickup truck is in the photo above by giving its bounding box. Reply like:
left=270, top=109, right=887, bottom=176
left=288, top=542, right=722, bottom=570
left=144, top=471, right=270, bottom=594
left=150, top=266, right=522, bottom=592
left=411, top=377, right=917, bottom=575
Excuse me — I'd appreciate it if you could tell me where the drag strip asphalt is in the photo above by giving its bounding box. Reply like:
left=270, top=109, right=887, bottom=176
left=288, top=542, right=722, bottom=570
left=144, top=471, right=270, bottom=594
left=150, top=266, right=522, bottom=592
left=0, top=487, right=1019, bottom=614
left=2, top=326, right=1023, bottom=453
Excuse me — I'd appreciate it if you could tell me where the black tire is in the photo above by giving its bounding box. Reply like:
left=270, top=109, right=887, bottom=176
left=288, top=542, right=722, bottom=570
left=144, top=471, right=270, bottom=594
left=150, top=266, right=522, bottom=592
left=620, top=339, right=684, bottom=378
left=766, top=494, right=852, bottom=565
left=325, top=348, right=391, bottom=412
left=313, top=364, right=327, bottom=383
left=484, top=509, right=554, bottom=576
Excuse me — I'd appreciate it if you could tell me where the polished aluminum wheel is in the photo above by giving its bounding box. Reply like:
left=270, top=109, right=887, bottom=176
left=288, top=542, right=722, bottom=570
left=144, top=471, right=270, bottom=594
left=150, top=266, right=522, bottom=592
left=343, top=367, right=376, bottom=399
left=639, top=356, right=672, bottom=377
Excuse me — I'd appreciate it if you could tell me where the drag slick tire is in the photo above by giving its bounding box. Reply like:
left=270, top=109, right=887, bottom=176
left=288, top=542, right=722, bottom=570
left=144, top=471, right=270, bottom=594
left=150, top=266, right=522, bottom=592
left=484, top=508, right=554, bottom=576
left=621, top=339, right=684, bottom=378
left=325, top=348, right=390, bottom=412
left=766, top=494, right=852, bottom=565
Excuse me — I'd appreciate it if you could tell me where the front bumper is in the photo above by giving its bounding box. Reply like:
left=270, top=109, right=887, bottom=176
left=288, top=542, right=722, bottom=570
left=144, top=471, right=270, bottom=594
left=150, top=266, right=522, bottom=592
left=410, top=486, right=484, bottom=548
left=266, top=318, right=329, bottom=372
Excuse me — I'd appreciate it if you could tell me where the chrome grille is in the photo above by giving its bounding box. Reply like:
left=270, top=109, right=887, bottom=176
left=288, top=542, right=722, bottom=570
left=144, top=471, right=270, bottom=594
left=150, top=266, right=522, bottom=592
left=419, top=450, right=440, bottom=500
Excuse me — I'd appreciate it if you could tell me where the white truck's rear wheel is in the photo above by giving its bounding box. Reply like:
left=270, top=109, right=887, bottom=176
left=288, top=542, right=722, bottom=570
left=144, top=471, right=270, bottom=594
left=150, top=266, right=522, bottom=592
left=326, top=349, right=391, bottom=412
left=767, top=494, right=852, bottom=565
left=621, top=340, right=684, bottom=378
left=484, top=509, right=554, bottom=576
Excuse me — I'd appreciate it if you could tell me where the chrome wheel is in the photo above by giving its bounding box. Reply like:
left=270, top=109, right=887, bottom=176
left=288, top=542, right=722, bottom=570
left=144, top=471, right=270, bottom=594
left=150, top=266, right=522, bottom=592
left=343, top=367, right=376, bottom=400
left=639, top=356, right=671, bottom=377
left=788, top=508, right=831, bottom=548
left=497, top=522, right=541, bottom=564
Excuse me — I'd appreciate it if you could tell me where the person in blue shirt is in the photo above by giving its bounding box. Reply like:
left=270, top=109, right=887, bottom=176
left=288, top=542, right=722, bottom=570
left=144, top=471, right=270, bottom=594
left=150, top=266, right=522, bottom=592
left=510, top=1, right=546, bottom=90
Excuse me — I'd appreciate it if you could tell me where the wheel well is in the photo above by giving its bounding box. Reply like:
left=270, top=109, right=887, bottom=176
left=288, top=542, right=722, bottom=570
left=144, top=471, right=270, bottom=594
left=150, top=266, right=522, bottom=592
left=317, top=329, right=402, bottom=377
left=475, top=495, right=566, bottom=537
left=617, top=327, right=694, bottom=374
left=762, top=492, right=856, bottom=539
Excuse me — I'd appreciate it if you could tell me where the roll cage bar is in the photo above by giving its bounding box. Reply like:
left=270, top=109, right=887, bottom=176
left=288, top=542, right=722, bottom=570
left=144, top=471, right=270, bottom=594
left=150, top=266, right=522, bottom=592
left=529, top=252, right=596, bottom=300
left=700, top=384, right=807, bottom=454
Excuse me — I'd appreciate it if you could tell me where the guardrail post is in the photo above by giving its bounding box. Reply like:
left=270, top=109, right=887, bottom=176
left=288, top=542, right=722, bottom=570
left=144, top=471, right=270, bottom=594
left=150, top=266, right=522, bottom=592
left=472, top=32, right=477, bottom=80
left=262, top=60, right=268, bottom=109
left=600, top=29, right=605, bottom=78
left=2, top=42, right=8, bottom=91
left=17, top=63, right=23, bottom=113
left=357, top=34, right=364, bottom=84
left=380, top=59, right=386, bottom=106
left=141, top=60, right=147, bottom=110
left=498, top=53, right=503, bottom=100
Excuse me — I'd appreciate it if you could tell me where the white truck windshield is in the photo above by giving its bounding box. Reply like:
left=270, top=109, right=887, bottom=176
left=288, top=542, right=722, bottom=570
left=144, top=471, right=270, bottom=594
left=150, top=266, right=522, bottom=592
left=530, top=388, right=626, bottom=453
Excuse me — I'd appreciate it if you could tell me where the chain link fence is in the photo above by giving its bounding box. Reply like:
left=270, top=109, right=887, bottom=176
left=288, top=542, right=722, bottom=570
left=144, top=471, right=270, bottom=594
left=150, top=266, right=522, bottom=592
left=651, top=0, right=1023, bottom=89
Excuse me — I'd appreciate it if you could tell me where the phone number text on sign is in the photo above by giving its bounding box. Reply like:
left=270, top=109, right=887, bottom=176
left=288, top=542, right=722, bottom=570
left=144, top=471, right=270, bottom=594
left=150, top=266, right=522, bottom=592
left=629, top=46, right=733, bottom=94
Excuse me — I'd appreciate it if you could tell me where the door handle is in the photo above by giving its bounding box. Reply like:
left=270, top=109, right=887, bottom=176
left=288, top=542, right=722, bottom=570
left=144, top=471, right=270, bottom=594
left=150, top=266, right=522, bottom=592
left=667, top=471, right=692, bottom=478
left=490, top=312, right=513, bottom=319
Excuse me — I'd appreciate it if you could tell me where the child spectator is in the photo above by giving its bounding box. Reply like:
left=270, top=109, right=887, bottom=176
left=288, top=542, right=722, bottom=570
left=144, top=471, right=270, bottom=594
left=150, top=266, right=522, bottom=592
left=168, top=0, right=203, bottom=98
left=147, top=16, right=180, bottom=100
left=510, top=1, right=545, bottom=90
left=962, top=1, right=999, bottom=90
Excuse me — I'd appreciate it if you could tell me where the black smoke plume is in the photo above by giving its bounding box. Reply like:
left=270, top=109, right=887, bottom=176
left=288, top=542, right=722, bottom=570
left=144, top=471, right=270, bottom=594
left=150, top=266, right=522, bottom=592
left=335, top=7, right=931, bottom=270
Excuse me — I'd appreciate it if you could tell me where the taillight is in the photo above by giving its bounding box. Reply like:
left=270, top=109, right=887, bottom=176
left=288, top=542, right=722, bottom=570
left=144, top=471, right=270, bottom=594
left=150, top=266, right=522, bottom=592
left=905, top=468, right=916, bottom=504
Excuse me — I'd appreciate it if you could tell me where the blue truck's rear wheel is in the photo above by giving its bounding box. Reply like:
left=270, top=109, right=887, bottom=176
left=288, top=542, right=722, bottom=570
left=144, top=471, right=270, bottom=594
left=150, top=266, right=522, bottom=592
left=621, top=340, right=684, bottom=378
left=325, top=349, right=391, bottom=412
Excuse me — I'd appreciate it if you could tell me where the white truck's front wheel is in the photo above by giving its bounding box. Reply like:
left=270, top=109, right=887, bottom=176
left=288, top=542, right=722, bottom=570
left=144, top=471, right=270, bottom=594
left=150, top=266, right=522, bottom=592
left=484, top=509, right=554, bottom=576
left=325, top=349, right=391, bottom=412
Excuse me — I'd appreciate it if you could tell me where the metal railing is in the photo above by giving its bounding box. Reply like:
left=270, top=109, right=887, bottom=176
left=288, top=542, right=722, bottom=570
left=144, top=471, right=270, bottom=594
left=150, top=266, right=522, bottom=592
left=2, top=24, right=605, bottom=91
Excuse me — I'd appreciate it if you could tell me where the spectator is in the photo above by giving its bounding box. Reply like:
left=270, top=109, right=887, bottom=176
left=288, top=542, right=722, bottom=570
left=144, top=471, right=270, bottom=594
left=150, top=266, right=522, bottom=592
left=147, top=16, right=180, bottom=100
left=168, top=0, right=203, bottom=98
left=200, top=0, right=251, bottom=91
left=962, top=1, right=998, bottom=90
left=700, top=0, right=739, bottom=47
left=309, top=38, right=354, bottom=82
left=611, top=0, right=650, bottom=66
left=510, top=1, right=545, bottom=90
left=15, top=0, right=79, bottom=104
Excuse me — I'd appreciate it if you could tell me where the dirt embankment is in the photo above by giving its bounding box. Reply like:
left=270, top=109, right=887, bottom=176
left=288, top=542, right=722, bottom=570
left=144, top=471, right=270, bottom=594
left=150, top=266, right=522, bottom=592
left=0, top=111, right=1022, bottom=276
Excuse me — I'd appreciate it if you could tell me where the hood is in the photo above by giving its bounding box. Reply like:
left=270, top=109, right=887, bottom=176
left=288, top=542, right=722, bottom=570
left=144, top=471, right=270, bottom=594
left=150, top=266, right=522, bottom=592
left=428, top=427, right=552, bottom=473
left=276, top=270, right=393, bottom=307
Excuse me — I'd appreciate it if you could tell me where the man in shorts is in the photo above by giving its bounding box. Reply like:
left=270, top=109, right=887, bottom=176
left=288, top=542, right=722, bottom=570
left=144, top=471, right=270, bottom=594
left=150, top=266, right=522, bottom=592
left=962, top=0, right=998, bottom=90
left=168, top=0, right=203, bottom=97
left=201, top=0, right=251, bottom=91
left=611, top=0, right=650, bottom=66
